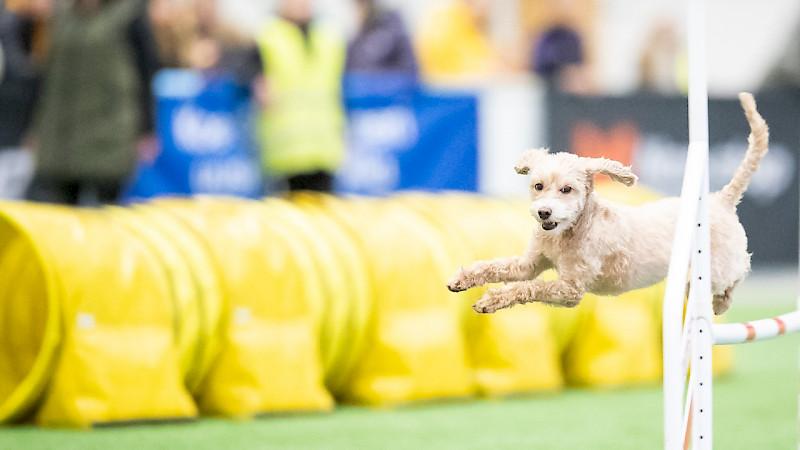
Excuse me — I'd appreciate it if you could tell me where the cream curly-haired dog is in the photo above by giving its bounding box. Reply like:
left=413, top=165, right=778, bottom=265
left=448, top=92, right=768, bottom=316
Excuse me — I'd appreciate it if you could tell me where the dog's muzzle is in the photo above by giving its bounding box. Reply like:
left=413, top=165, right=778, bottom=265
left=542, top=221, right=558, bottom=231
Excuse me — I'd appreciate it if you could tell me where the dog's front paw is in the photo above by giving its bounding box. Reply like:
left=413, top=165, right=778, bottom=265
left=447, top=268, right=474, bottom=292
left=473, top=288, right=512, bottom=314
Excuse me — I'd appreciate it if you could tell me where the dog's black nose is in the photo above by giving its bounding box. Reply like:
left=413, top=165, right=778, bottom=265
left=538, top=208, right=552, bottom=220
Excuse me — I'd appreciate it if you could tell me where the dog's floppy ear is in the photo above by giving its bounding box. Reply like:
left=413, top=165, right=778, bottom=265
left=582, top=157, right=638, bottom=186
left=514, top=148, right=549, bottom=175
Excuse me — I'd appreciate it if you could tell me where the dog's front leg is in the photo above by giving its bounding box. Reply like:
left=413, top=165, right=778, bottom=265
left=447, top=255, right=543, bottom=292
left=473, top=278, right=585, bottom=313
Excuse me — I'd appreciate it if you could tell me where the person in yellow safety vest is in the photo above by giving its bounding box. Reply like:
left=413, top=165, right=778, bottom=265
left=254, top=0, right=346, bottom=193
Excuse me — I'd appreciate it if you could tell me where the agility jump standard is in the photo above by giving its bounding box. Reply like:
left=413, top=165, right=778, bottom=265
left=662, top=0, right=800, bottom=449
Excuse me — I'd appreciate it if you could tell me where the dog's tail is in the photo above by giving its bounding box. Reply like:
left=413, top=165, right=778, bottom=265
left=718, top=92, right=769, bottom=208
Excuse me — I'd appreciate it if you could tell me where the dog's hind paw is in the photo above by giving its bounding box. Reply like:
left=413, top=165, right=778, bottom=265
left=713, top=289, right=734, bottom=315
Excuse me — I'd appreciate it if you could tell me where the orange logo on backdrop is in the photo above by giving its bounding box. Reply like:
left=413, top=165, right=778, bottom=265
left=571, top=121, right=639, bottom=183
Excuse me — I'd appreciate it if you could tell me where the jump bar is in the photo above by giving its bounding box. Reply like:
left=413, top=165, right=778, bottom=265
left=712, top=310, right=800, bottom=345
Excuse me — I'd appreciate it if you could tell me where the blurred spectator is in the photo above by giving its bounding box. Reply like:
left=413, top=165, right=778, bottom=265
left=529, top=0, right=595, bottom=94
left=253, top=0, right=346, bottom=193
left=346, top=0, right=418, bottom=76
left=27, top=0, right=161, bottom=206
left=190, top=0, right=236, bottom=70
left=0, top=1, right=43, bottom=199
left=191, top=0, right=262, bottom=88
left=638, top=18, right=687, bottom=94
left=415, top=0, right=501, bottom=79
left=148, top=0, right=254, bottom=76
left=5, top=0, right=51, bottom=64
left=762, top=19, right=800, bottom=92
left=148, top=0, right=196, bottom=68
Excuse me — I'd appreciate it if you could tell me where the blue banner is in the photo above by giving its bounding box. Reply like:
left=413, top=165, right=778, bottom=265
left=126, top=71, right=479, bottom=199
left=124, top=70, right=262, bottom=201
left=336, top=74, right=478, bottom=195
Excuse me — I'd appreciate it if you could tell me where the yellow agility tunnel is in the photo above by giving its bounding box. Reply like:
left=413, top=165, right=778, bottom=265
left=0, top=202, right=196, bottom=427
left=0, top=190, right=729, bottom=427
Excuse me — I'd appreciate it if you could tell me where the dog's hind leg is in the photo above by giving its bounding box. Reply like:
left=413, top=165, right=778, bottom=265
left=447, top=255, right=547, bottom=292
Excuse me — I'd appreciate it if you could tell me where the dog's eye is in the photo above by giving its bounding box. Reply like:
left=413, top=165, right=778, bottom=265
left=534, top=183, right=544, bottom=191
left=560, top=186, right=572, bottom=194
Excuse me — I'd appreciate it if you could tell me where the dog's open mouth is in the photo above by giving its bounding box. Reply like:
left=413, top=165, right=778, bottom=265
left=542, top=221, right=558, bottom=231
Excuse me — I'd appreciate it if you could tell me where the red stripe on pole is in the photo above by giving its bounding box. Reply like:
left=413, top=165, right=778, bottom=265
left=773, top=317, right=787, bottom=335
left=744, top=322, right=756, bottom=342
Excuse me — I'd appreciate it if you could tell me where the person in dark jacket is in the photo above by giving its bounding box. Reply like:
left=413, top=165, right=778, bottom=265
left=346, top=0, right=418, bottom=75
left=0, top=1, right=41, bottom=199
left=26, top=0, right=161, bottom=206
left=0, top=2, right=39, bottom=147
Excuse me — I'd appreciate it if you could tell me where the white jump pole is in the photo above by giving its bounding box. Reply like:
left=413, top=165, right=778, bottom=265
left=685, top=0, right=715, bottom=447
left=663, top=0, right=713, bottom=448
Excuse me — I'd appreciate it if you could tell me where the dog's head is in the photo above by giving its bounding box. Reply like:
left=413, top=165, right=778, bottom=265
left=515, top=148, right=637, bottom=234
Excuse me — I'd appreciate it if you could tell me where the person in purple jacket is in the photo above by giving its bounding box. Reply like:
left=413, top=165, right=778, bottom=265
left=345, top=0, right=418, bottom=76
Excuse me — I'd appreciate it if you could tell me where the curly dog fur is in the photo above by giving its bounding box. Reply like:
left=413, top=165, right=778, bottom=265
left=448, top=92, right=769, bottom=316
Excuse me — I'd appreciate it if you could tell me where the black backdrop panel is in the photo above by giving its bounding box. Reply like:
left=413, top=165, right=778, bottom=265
left=547, top=91, right=800, bottom=265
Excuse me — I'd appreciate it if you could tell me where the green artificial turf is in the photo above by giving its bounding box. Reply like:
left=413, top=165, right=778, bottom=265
left=3, top=289, right=798, bottom=449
